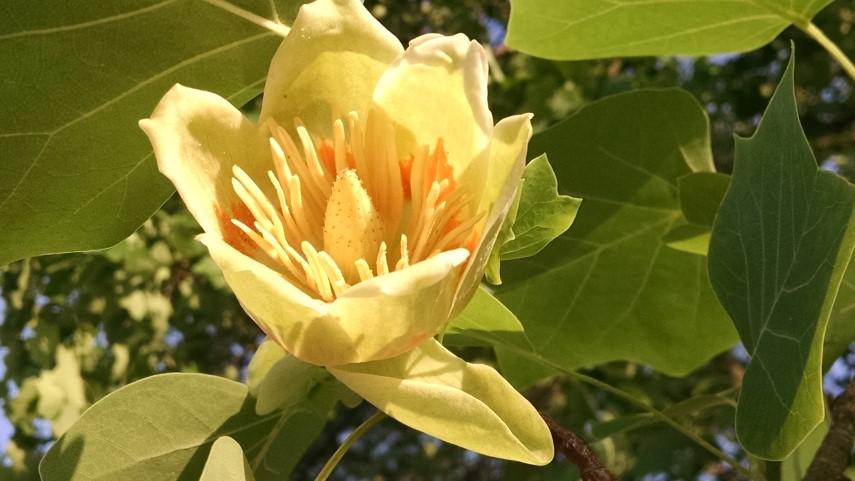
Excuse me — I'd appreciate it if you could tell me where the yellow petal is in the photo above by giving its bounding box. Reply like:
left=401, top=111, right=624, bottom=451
left=139, top=84, right=270, bottom=235
left=371, top=33, right=492, bottom=178
left=202, top=233, right=469, bottom=366
left=328, top=339, right=554, bottom=465
left=453, top=114, right=532, bottom=316
left=260, top=0, right=403, bottom=136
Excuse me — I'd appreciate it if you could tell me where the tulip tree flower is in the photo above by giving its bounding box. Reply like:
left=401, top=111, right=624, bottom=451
left=139, top=0, right=553, bottom=465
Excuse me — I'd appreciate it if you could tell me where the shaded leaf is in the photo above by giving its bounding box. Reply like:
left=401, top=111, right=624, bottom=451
left=708, top=53, right=855, bottom=459
left=506, top=0, right=832, bottom=60
left=494, top=89, right=736, bottom=382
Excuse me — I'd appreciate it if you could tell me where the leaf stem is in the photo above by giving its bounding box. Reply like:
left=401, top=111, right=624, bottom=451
left=567, top=371, right=757, bottom=480
left=313, top=411, right=386, bottom=481
left=200, top=0, right=291, bottom=37
left=801, top=22, right=855, bottom=83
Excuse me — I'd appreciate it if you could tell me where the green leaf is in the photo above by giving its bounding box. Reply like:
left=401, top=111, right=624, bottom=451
left=445, top=287, right=534, bottom=352
left=493, top=89, right=737, bottom=382
left=255, top=355, right=326, bottom=415
left=246, top=339, right=287, bottom=393
left=665, top=172, right=731, bottom=256
left=781, top=418, right=828, bottom=481
left=199, top=437, right=255, bottom=481
left=506, top=0, right=833, bottom=60
left=503, top=155, right=580, bottom=260
left=708, top=52, right=855, bottom=459
left=0, top=1, right=293, bottom=265
left=41, top=373, right=277, bottom=481
left=678, top=173, right=730, bottom=228
left=824, top=258, right=855, bottom=370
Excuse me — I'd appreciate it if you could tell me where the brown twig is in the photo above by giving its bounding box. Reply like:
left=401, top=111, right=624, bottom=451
left=803, top=376, right=855, bottom=481
left=541, top=414, right=618, bottom=481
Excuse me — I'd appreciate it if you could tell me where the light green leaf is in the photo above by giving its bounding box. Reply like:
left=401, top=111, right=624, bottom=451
left=199, top=437, right=255, bottom=481
left=246, top=339, right=287, bottom=394
left=781, top=418, right=829, bottom=481
left=503, top=155, right=580, bottom=260
left=708, top=53, right=855, bottom=459
left=445, top=287, right=534, bottom=352
left=824, top=258, right=855, bottom=371
left=494, top=89, right=737, bottom=382
left=506, top=0, right=833, bottom=60
left=255, top=355, right=326, bottom=415
left=0, top=1, right=294, bottom=265
left=40, top=373, right=278, bottom=481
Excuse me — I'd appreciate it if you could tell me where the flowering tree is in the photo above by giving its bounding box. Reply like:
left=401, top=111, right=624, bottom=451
left=2, top=0, right=855, bottom=480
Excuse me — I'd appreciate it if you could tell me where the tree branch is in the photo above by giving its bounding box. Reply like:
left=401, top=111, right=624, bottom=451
left=803, top=376, right=855, bottom=481
left=541, top=414, right=618, bottom=481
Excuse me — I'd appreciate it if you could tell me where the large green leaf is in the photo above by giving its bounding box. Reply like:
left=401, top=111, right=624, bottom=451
left=708, top=53, right=855, bottom=459
left=492, top=89, right=737, bottom=381
left=506, top=0, right=833, bottom=60
left=39, top=373, right=278, bottom=481
left=0, top=1, right=294, bottom=265
left=39, top=372, right=334, bottom=481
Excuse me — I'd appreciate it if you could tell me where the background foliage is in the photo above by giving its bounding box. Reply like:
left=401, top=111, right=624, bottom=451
left=2, top=0, right=855, bottom=480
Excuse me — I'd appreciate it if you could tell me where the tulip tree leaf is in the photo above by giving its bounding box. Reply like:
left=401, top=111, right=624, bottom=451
left=485, top=155, right=580, bottom=283
left=506, top=0, right=833, bottom=60
left=0, top=0, right=298, bottom=266
left=39, top=372, right=333, bottom=481
left=199, top=437, right=255, bottom=481
left=502, top=155, right=581, bottom=260
left=824, top=260, right=855, bottom=370
left=492, top=89, right=737, bottom=382
left=664, top=172, right=731, bottom=256
left=708, top=53, right=855, bottom=459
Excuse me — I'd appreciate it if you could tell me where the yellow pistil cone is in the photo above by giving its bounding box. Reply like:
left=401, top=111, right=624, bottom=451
left=323, top=169, right=384, bottom=283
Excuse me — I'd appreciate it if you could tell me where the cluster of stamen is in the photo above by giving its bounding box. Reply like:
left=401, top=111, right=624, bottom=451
left=219, top=111, right=481, bottom=302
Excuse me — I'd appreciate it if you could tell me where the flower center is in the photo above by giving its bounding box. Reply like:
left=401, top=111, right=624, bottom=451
left=218, top=111, right=482, bottom=302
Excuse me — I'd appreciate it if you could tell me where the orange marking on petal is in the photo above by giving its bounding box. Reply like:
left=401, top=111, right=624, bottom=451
left=425, top=138, right=456, bottom=202
left=217, top=202, right=256, bottom=255
left=399, top=154, right=414, bottom=199
left=463, top=229, right=480, bottom=254
left=317, top=140, right=337, bottom=174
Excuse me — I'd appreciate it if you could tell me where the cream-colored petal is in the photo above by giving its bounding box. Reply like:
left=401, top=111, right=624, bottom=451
left=371, top=33, right=492, bottom=178
left=452, top=114, right=532, bottom=317
left=204, top=232, right=469, bottom=366
left=260, top=0, right=403, bottom=136
left=329, top=339, right=554, bottom=465
left=139, top=84, right=270, bottom=235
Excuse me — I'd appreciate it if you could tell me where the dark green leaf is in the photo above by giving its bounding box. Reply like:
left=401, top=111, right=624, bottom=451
left=708, top=52, right=855, bottom=459
left=506, top=0, right=833, bottom=60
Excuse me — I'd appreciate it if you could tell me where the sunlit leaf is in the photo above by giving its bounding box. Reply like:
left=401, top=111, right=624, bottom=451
left=199, top=437, right=255, bottom=481
left=506, top=0, right=833, bottom=60
left=0, top=1, right=296, bottom=265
